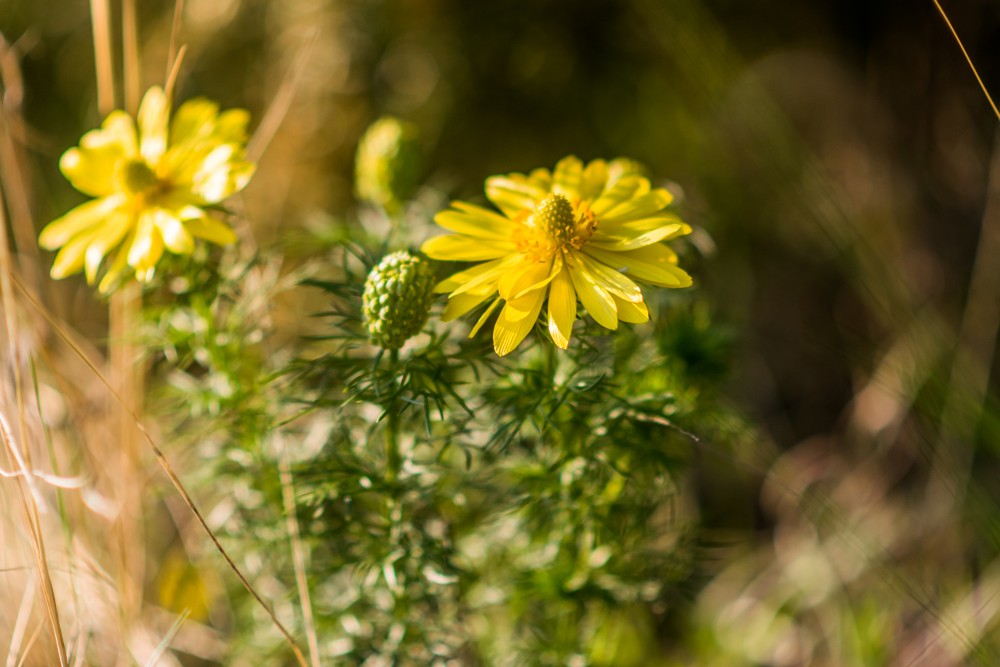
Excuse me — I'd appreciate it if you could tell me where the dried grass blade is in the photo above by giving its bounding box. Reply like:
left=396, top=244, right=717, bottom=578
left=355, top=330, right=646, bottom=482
left=279, top=452, right=321, bottom=667
left=11, top=276, right=310, bottom=667
left=932, top=0, right=1000, bottom=121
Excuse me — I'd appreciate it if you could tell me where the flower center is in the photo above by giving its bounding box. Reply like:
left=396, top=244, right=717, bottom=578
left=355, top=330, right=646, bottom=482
left=536, top=193, right=576, bottom=245
left=117, top=158, right=160, bottom=196
left=512, top=194, right=598, bottom=262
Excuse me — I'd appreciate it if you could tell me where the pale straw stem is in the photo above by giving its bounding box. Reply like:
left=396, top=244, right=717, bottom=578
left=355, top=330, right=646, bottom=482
left=122, top=0, right=141, bottom=115
left=12, top=275, right=311, bottom=667
left=166, top=0, right=185, bottom=86
left=89, top=0, right=115, bottom=114
left=279, top=453, right=322, bottom=667
left=246, top=28, right=319, bottom=163
left=0, top=150, right=68, bottom=665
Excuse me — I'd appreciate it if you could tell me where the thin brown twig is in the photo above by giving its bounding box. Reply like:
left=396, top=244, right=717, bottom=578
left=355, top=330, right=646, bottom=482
left=279, top=453, right=321, bottom=667
left=246, top=28, right=319, bottom=163
left=10, top=275, right=310, bottom=667
left=932, top=0, right=1000, bottom=122
left=925, top=1, right=1000, bottom=516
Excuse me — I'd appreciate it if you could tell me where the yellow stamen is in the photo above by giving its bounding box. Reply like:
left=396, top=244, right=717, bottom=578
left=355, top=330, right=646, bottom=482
left=512, top=194, right=598, bottom=262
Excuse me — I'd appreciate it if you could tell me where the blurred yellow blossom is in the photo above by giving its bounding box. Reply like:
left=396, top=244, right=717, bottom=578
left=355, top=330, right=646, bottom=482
left=354, top=116, right=421, bottom=214
left=39, top=86, right=255, bottom=293
left=422, top=156, right=692, bottom=356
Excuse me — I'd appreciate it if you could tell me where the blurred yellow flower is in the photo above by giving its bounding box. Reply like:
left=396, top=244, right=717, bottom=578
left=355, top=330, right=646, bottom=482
left=39, top=86, right=255, bottom=293
left=422, top=156, right=692, bottom=356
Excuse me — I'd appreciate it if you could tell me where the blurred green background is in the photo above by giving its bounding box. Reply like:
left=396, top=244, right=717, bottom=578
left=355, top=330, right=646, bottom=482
left=5, top=0, right=1000, bottom=663
left=5, top=0, right=998, bottom=442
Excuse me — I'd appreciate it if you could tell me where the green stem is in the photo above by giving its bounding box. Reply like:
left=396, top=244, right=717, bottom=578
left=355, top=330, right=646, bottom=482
left=386, top=348, right=401, bottom=485
left=545, top=339, right=558, bottom=381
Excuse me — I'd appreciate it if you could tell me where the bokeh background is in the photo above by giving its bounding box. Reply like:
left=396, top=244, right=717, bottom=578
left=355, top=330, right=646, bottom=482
left=4, top=0, right=1000, bottom=664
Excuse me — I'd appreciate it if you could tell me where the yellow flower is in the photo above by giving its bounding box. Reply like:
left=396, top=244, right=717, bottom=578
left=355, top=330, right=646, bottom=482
left=421, top=156, right=692, bottom=356
left=39, top=86, right=255, bottom=293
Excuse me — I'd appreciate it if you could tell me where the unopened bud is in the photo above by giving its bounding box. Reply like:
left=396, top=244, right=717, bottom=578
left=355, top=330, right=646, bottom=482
left=355, top=117, right=420, bottom=214
left=362, top=251, right=435, bottom=349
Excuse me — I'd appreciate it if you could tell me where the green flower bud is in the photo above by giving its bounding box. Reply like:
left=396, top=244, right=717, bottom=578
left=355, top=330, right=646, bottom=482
left=362, top=251, right=435, bottom=349
left=354, top=116, right=421, bottom=214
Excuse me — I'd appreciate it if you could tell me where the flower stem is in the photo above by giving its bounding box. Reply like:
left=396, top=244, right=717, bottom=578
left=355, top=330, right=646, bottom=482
left=386, top=348, right=401, bottom=486
left=545, top=337, right=558, bottom=381
left=109, top=283, right=144, bottom=617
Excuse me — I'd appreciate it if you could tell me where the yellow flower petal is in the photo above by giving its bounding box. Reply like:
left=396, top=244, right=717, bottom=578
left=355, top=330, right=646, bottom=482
left=597, top=215, right=688, bottom=238
left=443, top=291, right=492, bottom=321
left=190, top=144, right=242, bottom=203
left=567, top=254, right=617, bottom=330
left=98, top=240, right=132, bottom=294
left=584, top=244, right=692, bottom=288
left=493, top=289, right=545, bottom=356
left=161, top=141, right=207, bottom=182
left=497, top=256, right=552, bottom=300
left=50, top=227, right=105, bottom=279
left=230, top=161, right=256, bottom=194
left=552, top=155, right=583, bottom=200
left=170, top=98, right=220, bottom=146
left=547, top=267, right=576, bottom=349
left=512, top=253, right=563, bottom=300
left=59, top=111, right=137, bottom=202
left=39, top=195, right=126, bottom=250
left=601, top=189, right=674, bottom=223
left=183, top=215, right=238, bottom=245
left=422, top=234, right=514, bottom=261
left=84, top=211, right=132, bottom=284
left=435, top=204, right=513, bottom=239
left=215, top=109, right=251, bottom=143
left=138, top=86, right=169, bottom=165
left=485, top=175, right=545, bottom=217
left=435, top=257, right=505, bottom=293
left=161, top=147, right=252, bottom=210
left=470, top=297, right=502, bottom=337
left=588, top=223, right=690, bottom=251
left=590, top=176, right=650, bottom=216
left=154, top=209, right=195, bottom=254
left=607, top=158, right=647, bottom=184
left=579, top=254, right=643, bottom=303
left=128, top=211, right=165, bottom=276
left=614, top=296, right=649, bottom=324
left=79, top=111, right=138, bottom=156
left=579, top=159, right=608, bottom=200
left=60, top=144, right=123, bottom=197
left=500, top=291, right=542, bottom=323
left=448, top=255, right=525, bottom=298
left=527, top=168, right=553, bottom=192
